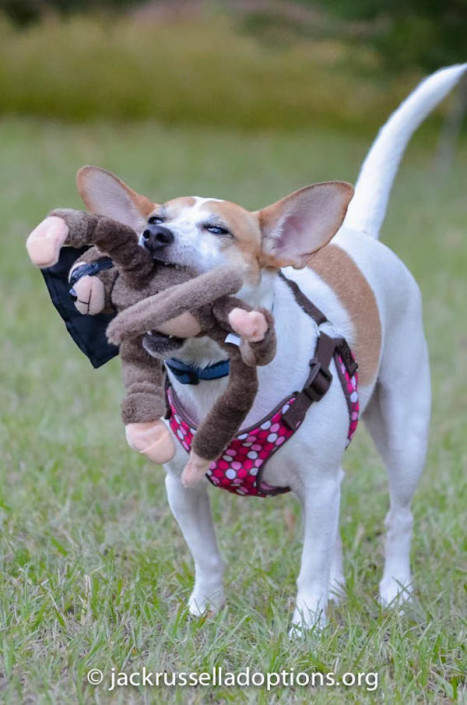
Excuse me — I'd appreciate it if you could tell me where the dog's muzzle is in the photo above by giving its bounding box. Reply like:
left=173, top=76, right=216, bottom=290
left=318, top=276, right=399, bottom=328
left=142, top=224, right=174, bottom=256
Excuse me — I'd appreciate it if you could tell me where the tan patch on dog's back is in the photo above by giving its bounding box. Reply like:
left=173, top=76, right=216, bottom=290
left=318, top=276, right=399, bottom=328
left=308, top=244, right=381, bottom=387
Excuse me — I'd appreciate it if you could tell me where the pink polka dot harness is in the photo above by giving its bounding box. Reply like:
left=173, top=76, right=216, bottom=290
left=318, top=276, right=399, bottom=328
left=166, top=273, right=359, bottom=498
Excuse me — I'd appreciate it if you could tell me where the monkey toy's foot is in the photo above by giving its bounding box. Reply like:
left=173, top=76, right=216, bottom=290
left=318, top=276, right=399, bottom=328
left=181, top=452, right=212, bottom=487
left=228, top=308, right=268, bottom=342
left=125, top=421, right=176, bottom=464
left=26, top=216, right=69, bottom=268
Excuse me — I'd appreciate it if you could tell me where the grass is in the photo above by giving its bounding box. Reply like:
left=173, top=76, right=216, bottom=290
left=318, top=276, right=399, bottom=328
left=0, top=116, right=466, bottom=704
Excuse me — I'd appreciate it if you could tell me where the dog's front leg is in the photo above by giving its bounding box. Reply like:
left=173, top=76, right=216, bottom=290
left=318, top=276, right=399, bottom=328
left=291, top=468, right=341, bottom=637
left=164, top=472, right=225, bottom=616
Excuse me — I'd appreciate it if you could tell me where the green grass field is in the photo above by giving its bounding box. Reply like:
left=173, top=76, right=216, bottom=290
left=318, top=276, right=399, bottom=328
left=0, top=118, right=466, bottom=704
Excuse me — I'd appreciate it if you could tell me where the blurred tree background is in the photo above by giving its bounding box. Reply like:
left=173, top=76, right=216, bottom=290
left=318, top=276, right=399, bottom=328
left=2, top=0, right=465, bottom=70
left=0, top=0, right=465, bottom=131
left=276, top=0, right=466, bottom=72
left=0, top=0, right=139, bottom=26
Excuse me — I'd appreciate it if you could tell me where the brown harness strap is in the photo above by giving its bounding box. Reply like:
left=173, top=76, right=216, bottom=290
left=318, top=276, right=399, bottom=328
left=279, top=273, right=358, bottom=431
left=278, top=271, right=328, bottom=325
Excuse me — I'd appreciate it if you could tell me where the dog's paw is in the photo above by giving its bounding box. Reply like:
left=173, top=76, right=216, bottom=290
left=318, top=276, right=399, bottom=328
left=289, top=599, right=327, bottom=639
left=328, top=580, right=346, bottom=605
left=328, top=572, right=346, bottom=605
left=379, top=576, right=414, bottom=608
left=228, top=308, right=268, bottom=342
left=26, top=216, right=69, bottom=268
left=188, top=585, right=225, bottom=617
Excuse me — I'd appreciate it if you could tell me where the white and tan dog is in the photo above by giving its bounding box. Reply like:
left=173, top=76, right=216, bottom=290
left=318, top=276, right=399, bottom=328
left=45, top=65, right=467, bottom=634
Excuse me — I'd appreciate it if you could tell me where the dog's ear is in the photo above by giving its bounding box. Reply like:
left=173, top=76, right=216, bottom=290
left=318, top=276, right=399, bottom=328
left=77, top=166, right=156, bottom=231
left=256, top=182, right=354, bottom=269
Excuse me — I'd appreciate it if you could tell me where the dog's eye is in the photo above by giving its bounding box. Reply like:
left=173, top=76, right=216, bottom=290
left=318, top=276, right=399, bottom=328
left=204, top=224, right=231, bottom=236
left=148, top=215, right=164, bottom=225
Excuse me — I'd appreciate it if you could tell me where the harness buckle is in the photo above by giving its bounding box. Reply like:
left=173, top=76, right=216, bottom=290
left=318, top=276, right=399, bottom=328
left=303, top=358, right=333, bottom=402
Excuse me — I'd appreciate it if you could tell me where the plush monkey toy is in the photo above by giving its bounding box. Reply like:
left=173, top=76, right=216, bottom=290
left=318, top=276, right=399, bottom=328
left=27, top=208, right=276, bottom=486
left=106, top=270, right=276, bottom=486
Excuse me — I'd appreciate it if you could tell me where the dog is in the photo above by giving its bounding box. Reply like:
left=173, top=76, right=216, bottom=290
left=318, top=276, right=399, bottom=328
left=73, top=64, right=466, bottom=635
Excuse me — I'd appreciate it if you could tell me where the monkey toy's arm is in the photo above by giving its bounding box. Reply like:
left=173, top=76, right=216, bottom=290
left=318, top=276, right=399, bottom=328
left=27, top=208, right=155, bottom=287
left=106, top=266, right=244, bottom=344
left=27, top=208, right=156, bottom=318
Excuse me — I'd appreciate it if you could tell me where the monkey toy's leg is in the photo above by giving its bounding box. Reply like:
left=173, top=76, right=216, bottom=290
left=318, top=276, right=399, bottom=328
left=211, top=298, right=276, bottom=368
left=181, top=352, right=258, bottom=487
left=229, top=307, right=276, bottom=367
left=182, top=303, right=276, bottom=487
left=119, top=337, right=176, bottom=465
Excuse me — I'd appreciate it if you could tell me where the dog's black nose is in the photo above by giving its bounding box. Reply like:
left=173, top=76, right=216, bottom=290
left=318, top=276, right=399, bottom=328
left=142, top=224, right=174, bottom=252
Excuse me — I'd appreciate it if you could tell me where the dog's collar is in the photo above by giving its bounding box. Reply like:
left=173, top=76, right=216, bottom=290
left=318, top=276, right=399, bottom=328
left=165, top=357, right=230, bottom=385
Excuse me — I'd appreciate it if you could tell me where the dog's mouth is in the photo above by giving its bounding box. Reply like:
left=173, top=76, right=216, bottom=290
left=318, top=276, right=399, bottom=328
left=142, top=330, right=184, bottom=358
left=140, top=239, right=183, bottom=269
left=151, top=257, right=183, bottom=270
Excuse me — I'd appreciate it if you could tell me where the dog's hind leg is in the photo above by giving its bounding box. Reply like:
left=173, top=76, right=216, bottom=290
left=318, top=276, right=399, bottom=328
left=165, top=473, right=225, bottom=615
left=328, top=467, right=346, bottom=603
left=363, top=313, right=431, bottom=606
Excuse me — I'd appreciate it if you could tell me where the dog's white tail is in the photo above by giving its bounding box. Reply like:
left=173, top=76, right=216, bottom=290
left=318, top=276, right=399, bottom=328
left=343, top=63, right=467, bottom=239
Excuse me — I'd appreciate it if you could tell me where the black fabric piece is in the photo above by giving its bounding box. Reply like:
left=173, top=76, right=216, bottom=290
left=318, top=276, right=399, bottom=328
left=40, top=246, right=119, bottom=369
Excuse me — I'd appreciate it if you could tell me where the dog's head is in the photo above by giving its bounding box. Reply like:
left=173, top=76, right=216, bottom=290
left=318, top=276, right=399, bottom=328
left=77, top=166, right=354, bottom=289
